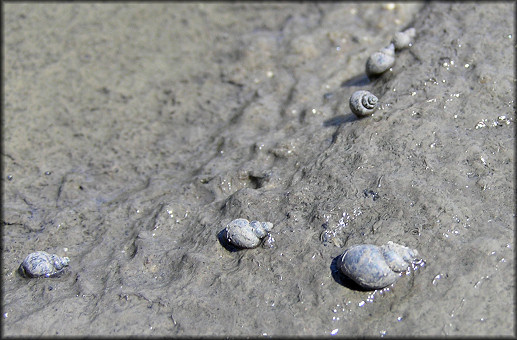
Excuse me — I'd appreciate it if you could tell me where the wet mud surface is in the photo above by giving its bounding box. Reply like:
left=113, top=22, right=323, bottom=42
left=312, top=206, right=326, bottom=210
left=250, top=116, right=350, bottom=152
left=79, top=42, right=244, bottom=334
left=3, top=3, right=514, bottom=336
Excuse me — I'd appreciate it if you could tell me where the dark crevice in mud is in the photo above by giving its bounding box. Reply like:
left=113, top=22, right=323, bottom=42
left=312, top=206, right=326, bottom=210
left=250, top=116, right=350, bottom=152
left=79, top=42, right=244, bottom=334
left=144, top=203, right=165, bottom=231
left=188, top=137, right=225, bottom=179
left=330, top=128, right=341, bottom=145
left=278, top=14, right=294, bottom=34
left=298, top=108, right=307, bottom=124
left=127, top=240, right=138, bottom=259
left=55, top=173, right=68, bottom=208
left=228, top=90, right=259, bottom=126
left=408, top=49, right=424, bottom=64
left=221, top=79, right=244, bottom=88
left=279, top=81, right=297, bottom=119
left=315, top=3, right=325, bottom=27
left=247, top=173, right=267, bottom=189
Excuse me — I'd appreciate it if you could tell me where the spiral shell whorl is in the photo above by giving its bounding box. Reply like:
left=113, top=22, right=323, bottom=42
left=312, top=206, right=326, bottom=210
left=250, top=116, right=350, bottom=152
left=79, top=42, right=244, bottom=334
left=365, top=43, right=395, bottom=77
left=349, top=90, right=378, bottom=117
left=361, top=94, right=378, bottom=110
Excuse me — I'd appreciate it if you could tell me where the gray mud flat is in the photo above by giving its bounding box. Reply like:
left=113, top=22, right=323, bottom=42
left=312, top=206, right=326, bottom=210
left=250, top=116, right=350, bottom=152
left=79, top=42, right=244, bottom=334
left=3, top=3, right=514, bottom=336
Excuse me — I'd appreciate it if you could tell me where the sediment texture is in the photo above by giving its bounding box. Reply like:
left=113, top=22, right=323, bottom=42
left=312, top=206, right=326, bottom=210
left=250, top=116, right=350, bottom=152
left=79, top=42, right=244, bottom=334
left=3, top=3, right=514, bottom=336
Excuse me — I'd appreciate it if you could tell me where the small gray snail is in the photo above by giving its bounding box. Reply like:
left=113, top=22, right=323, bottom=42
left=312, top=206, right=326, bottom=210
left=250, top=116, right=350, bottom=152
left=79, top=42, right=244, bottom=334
left=392, top=27, right=416, bottom=50
left=365, top=43, right=395, bottom=77
left=224, top=218, right=273, bottom=249
left=349, top=90, right=378, bottom=117
left=18, top=251, right=70, bottom=278
left=338, top=241, right=423, bottom=290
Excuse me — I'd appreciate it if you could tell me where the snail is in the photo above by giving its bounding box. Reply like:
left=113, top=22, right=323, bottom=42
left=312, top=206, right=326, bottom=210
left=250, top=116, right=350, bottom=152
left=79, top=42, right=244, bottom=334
left=224, top=218, right=273, bottom=249
left=392, top=27, right=416, bottom=50
left=365, top=43, right=395, bottom=77
left=349, top=90, right=378, bottom=117
left=338, top=241, right=422, bottom=290
left=18, top=251, right=70, bottom=278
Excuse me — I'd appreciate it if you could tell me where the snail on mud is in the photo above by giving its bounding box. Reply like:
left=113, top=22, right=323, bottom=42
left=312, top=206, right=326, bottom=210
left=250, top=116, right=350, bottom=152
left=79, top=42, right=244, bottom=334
left=18, top=251, right=70, bottom=278
left=349, top=90, right=378, bottom=117
left=365, top=43, right=395, bottom=77
left=224, top=218, right=273, bottom=249
left=392, top=27, right=416, bottom=50
left=338, top=241, right=422, bottom=290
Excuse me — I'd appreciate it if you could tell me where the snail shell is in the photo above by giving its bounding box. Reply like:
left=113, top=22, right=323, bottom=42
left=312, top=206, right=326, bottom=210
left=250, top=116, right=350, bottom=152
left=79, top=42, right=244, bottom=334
left=349, top=90, right=378, bottom=117
left=338, top=241, right=421, bottom=290
left=225, top=218, right=273, bottom=249
left=365, top=43, right=395, bottom=77
left=392, top=27, right=416, bottom=50
left=18, top=251, right=70, bottom=278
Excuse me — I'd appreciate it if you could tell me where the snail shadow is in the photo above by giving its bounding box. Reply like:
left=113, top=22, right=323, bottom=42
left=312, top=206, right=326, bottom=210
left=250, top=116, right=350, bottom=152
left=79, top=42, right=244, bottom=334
left=323, top=113, right=358, bottom=127
left=330, top=255, right=372, bottom=292
left=17, top=265, right=29, bottom=278
left=340, top=73, right=370, bottom=87
left=17, top=265, right=69, bottom=279
left=217, top=228, right=243, bottom=253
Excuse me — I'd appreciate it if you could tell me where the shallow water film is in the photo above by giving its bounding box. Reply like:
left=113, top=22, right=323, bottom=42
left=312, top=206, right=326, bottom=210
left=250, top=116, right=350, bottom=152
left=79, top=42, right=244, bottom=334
left=3, top=2, right=514, bottom=336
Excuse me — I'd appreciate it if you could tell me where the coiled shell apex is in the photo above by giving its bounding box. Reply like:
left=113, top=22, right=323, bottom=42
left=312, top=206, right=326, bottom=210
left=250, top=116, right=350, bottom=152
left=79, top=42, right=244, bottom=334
left=365, top=43, right=395, bottom=77
left=225, top=218, right=273, bottom=249
left=349, top=90, right=378, bottom=117
left=338, top=242, right=421, bottom=290
left=18, top=251, right=70, bottom=278
left=392, top=28, right=416, bottom=50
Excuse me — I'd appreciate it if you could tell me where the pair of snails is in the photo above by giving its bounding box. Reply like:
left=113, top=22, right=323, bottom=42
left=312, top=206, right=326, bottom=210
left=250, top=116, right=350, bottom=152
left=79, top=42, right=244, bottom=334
left=349, top=28, right=416, bottom=118
left=19, top=219, right=272, bottom=278
left=222, top=218, right=423, bottom=290
left=366, top=27, right=416, bottom=77
left=20, top=219, right=272, bottom=279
